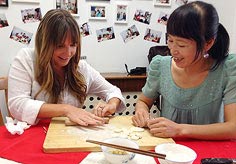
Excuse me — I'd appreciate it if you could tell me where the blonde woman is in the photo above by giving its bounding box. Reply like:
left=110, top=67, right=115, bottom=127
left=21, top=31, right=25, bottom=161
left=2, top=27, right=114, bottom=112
left=8, top=9, right=125, bottom=126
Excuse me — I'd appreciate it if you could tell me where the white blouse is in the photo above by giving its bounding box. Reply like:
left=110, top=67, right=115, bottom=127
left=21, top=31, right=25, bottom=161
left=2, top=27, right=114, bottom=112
left=8, top=48, right=126, bottom=124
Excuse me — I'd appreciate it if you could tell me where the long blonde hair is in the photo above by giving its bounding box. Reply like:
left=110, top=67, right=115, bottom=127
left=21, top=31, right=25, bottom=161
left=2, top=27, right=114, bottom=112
left=34, top=9, right=87, bottom=104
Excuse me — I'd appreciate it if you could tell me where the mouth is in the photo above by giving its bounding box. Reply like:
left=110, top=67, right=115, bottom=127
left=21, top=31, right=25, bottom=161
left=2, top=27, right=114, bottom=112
left=59, top=56, right=70, bottom=60
left=172, top=57, right=183, bottom=62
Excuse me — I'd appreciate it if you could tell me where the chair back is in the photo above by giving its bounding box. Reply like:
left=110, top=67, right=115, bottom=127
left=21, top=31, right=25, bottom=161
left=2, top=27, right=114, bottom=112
left=0, top=77, right=8, bottom=125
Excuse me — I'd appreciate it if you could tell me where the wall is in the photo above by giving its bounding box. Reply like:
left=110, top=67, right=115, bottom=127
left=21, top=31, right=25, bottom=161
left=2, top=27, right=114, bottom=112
left=0, top=0, right=236, bottom=119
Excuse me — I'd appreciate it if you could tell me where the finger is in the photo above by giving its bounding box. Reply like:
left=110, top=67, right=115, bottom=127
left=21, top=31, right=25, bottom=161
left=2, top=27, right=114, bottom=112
left=73, top=118, right=89, bottom=126
left=91, top=114, right=105, bottom=125
left=137, top=113, right=147, bottom=127
left=101, top=106, right=111, bottom=117
left=132, top=116, right=139, bottom=127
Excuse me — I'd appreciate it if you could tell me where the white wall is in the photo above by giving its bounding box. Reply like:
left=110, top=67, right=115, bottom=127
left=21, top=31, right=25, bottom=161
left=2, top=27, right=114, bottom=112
left=0, top=0, right=236, bottom=75
left=0, top=0, right=236, bottom=119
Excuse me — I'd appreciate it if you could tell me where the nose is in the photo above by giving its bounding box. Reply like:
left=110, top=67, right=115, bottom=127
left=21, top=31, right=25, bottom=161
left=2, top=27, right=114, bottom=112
left=168, top=43, right=178, bottom=55
left=63, top=46, right=75, bottom=56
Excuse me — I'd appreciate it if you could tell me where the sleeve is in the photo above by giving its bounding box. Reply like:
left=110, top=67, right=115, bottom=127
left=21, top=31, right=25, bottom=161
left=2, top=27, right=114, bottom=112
left=8, top=48, right=45, bottom=125
left=79, top=61, right=126, bottom=113
left=142, top=55, right=163, bottom=99
left=223, top=54, right=236, bottom=105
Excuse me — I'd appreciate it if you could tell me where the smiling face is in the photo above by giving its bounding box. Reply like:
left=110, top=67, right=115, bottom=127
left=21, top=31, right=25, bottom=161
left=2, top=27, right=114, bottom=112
left=167, top=34, right=198, bottom=68
left=52, top=33, right=77, bottom=71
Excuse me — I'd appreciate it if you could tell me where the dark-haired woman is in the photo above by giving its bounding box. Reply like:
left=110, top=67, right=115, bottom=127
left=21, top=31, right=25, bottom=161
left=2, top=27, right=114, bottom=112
left=132, top=1, right=236, bottom=140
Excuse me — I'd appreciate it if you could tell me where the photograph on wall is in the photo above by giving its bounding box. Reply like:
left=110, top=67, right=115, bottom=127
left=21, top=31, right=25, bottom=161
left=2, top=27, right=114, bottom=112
left=56, top=0, right=78, bottom=16
left=85, top=0, right=110, bottom=2
left=0, top=14, right=9, bottom=28
left=133, top=9, right=152, bottom=25
left=12, top=0, right=39, bottom=3
left=0, top=0, right=8, bottom=7
left=144, top=28, right=162, bottom=43
left=115, top=3, right=128, bottom=24
left=9, top=26, right=33, bottom=45
left=157, top=11, right=169, bottom=25
left=21, top=8, right=42, bottom=23
left=175, top=0, right=188, bottom=6
left=89, top=4, right=107, bottom=20
left=153, top=0, right=171, bottom=6
left=96, top=27, right=115, bottom=42
left=80, top=22, right=91, bottom=37
left=120, top=25, right=140, bottom=43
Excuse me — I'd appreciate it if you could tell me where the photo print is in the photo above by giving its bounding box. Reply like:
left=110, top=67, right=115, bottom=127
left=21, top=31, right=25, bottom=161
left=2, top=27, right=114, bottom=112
left=153, top=0, right=171, bottom=6
left=175, top=0, right=188, bottom=6
left=12, top=0, right=39, bottom=3
left=21, top=8, right=42, bottom=23
left=157, top=11, right=169, bottom=25
left=89, top=4, right=106, bottom=20
left=120, top=25, right=140, bottom=43
left=10, top=26, right=33, bottom=45
left=80, top=22, right=91, bottom=37
left=133, top=9, right=152, bottom=25
left=115, top=4, right=128, bottom=24
left=0, top=13, right=9, bottom=28
left=0, top=0, right=8, bottom=7
left=56, top=0, right=78, bottom=16
left=86, top=0, right=110, bottom=1
left=144, top=28, right=162, bottom=43
left=96, top=27, right=115, bottom=42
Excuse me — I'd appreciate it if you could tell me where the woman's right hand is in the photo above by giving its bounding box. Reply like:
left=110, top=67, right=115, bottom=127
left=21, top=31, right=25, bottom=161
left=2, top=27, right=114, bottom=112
left=132, top=108, right=150, bottom=128
left=132, top=94, right=154, bottom=128
left=65, top=105, right=105, bottom=126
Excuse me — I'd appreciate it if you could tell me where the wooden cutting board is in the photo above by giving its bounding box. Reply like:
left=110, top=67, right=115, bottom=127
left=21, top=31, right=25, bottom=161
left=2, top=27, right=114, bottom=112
left=43, top=116, right=174, bottom=153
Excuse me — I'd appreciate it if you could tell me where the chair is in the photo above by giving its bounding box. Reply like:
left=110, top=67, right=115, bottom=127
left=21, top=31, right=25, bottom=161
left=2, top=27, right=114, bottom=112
left=0, top=77, right=8, bottom=125
left=148, top=45, right=170, bottom=63
left=147, top=45, right=170, bottom=111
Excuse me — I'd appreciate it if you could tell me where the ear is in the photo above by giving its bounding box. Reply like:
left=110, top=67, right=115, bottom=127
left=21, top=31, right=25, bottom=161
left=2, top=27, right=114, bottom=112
left=204, top=38, right=215, bottom=51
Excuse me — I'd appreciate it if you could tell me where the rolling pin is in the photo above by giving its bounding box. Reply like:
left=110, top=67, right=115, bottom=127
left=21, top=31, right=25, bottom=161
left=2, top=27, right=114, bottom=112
left=65, top=117, right=110, bottom=126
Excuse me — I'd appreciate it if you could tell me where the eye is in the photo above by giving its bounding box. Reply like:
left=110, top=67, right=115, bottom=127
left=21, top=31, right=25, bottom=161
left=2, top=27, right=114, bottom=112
left=70, top=43, right=77, bottom=47
left=57, top=44, right=64, bottom=48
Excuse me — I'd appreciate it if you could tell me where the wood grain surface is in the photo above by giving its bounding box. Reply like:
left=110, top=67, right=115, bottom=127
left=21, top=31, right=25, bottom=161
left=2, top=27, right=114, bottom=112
left=43, top=116, right=174, bottom=153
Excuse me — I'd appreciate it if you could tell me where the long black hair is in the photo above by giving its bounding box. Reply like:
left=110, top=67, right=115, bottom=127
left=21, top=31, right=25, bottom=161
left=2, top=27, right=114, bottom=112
left=167, top=1, right=229, bottom=69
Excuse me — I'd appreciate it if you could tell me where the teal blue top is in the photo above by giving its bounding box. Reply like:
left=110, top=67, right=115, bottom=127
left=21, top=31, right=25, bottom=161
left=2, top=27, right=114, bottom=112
left=143, top=54, right=236, bottom=124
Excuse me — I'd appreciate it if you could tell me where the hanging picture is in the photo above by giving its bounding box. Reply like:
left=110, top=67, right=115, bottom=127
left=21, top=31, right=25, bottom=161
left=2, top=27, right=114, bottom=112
left=21, top=8, right=42, bottom=23
left=0, top=13, right=9, bottom=28
left=12, top=0, right=39, bottom=3
left=96, top=26, right=115, bottom=42
left=114, top=3, right=128, bottom=24
left=175, top=0, right=188, bottom=6
left=144, top=28, right=162, bottom=43
left=0, top=0, right=8, bottom=6
left=80, top=22, right=91, bottom=37
left=120, top=25, right=140, bottom=43
left=133, top=9, right=152, bottom=25
left=56, top=0, right=79, bottom=16
left=157, top=11, right=169, bottom=25
left=89, top=4, right=107, bottom=20
left=9, top=26, right=33, bottom=45
left=153, top=0, right=171, bottom=6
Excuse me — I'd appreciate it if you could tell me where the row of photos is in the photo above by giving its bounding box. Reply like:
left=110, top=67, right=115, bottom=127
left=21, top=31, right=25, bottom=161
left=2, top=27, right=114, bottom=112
left=0, top=0, right=188, bottom=45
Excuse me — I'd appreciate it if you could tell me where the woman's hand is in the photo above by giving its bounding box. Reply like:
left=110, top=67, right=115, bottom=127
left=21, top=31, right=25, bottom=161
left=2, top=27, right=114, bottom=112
left=66, top=105, right=105, bottom=126
left=147, top=117, right=181, bottom=138
left=93, top=98, right=121, bottom=117
left=132, top=108, right=150, bottom=128
left=92, top=102, right=116, bottom=117
left=132, top=94, right=154, bottom=128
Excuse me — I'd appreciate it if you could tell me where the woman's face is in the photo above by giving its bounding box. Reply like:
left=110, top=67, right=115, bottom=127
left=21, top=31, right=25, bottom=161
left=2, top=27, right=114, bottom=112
left=52, top=33, right=77, bottom=70
left=167, top=34, right=197, bottom=68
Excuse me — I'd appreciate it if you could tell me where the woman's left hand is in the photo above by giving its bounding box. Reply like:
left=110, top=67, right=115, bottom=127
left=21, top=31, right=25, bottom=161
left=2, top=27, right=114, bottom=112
left=147, top=117, right=181, bottom=138
left=92, top=102, right=116, bottom=117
